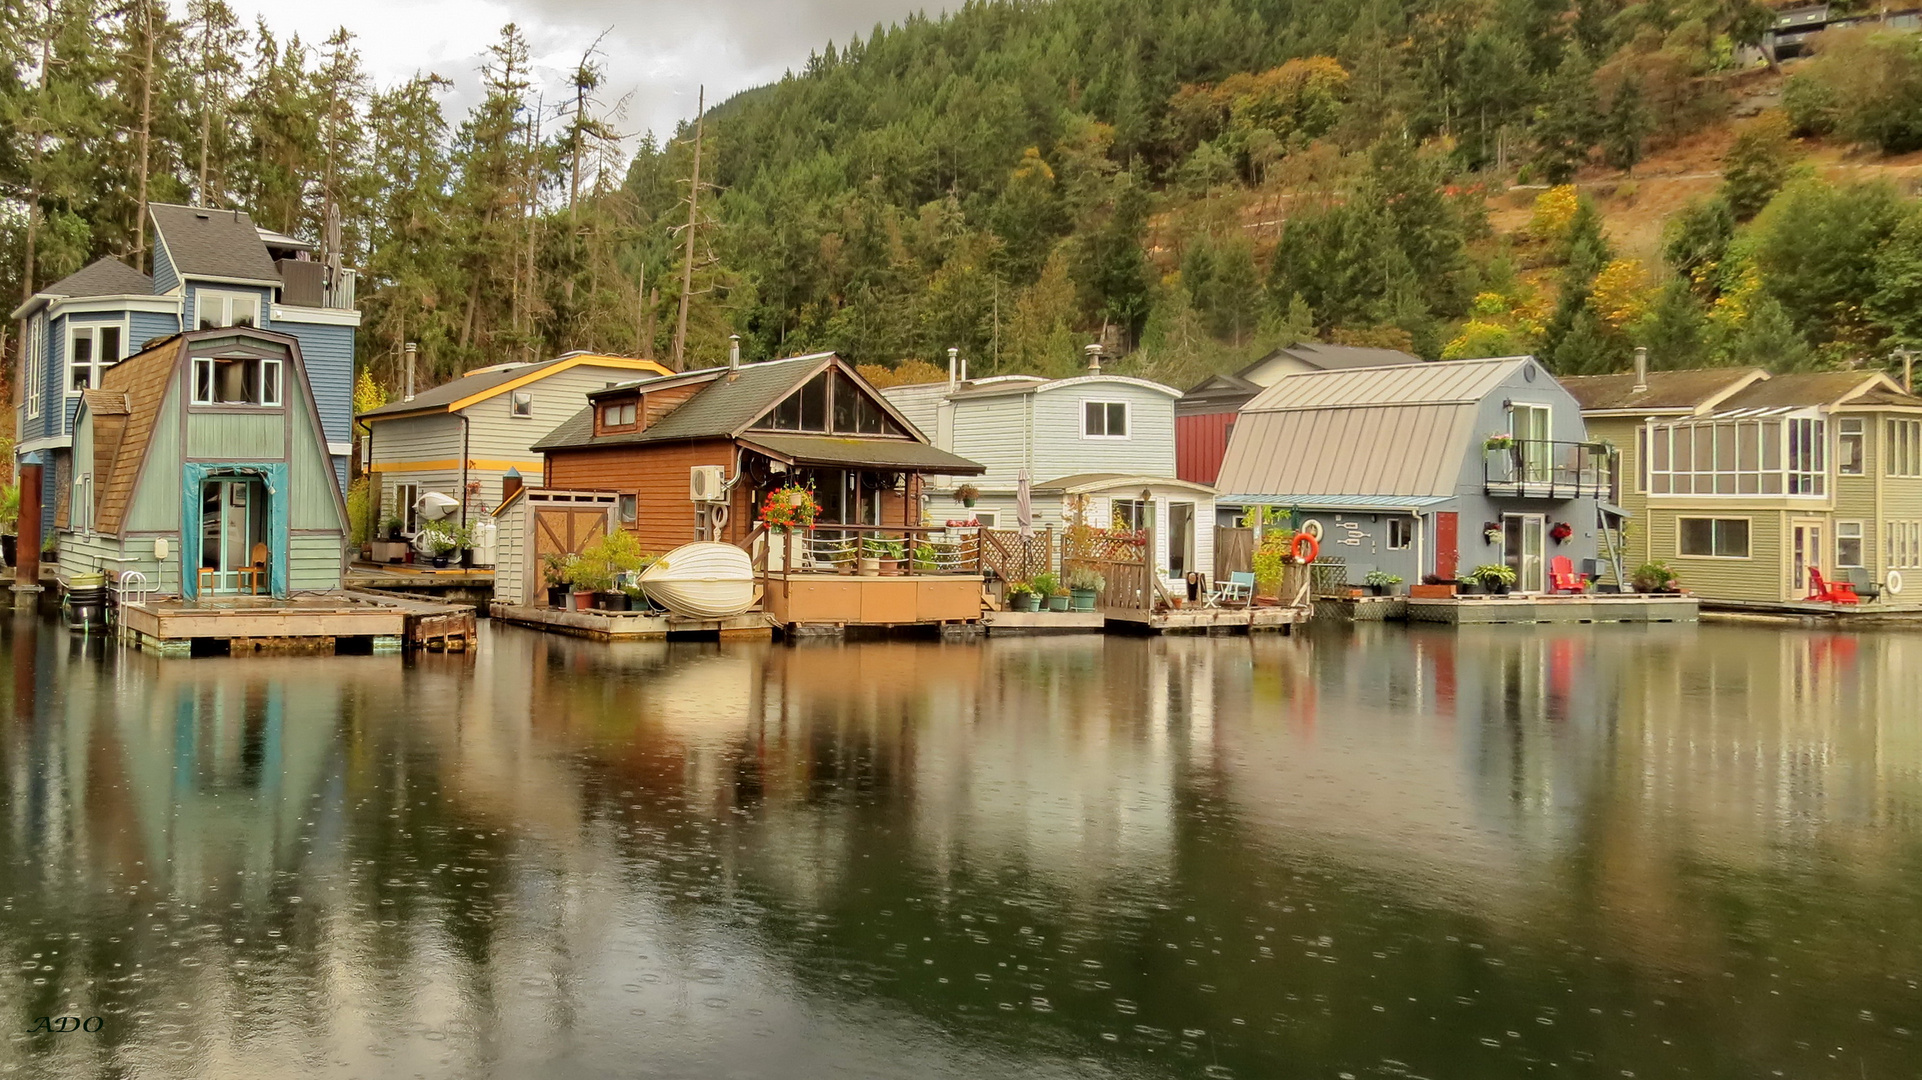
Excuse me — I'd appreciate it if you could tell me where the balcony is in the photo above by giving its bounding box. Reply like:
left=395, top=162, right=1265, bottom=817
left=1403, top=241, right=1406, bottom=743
left=1483, top=440, right=1613, bottom=500
left=275, top=260, right=357, bottom=311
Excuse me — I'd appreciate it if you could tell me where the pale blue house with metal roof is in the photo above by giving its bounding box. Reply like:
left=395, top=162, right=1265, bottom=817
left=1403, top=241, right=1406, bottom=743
left=13, top=202, right=359, bottom=549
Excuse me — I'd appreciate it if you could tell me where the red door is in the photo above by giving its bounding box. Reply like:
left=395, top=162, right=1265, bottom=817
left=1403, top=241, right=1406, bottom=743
left=1435, top=512, right=1458, bottom=580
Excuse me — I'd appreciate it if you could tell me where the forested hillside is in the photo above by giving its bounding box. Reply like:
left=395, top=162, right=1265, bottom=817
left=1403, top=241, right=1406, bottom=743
left=7, top=0, right=1922, bottom=397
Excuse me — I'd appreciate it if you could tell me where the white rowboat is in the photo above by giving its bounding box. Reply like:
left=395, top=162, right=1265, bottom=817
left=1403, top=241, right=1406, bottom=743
left=637, top=542, right=758, bottom=618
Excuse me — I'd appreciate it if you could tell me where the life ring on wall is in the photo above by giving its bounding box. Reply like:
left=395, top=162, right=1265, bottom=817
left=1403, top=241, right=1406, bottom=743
left=709, top=503, right=731, bottom=527
left=1300, top=518, right=1324, bottom=542
left=1292, top=531, right=1319, bottom=564
left=1889, top=569, right=1905, bottom=595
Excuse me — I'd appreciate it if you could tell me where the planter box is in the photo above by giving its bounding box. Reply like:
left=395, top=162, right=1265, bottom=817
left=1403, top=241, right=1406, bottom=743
left=1410, top=584, right=1456, bottom=599
left=370, top=540, right=410, bottom=563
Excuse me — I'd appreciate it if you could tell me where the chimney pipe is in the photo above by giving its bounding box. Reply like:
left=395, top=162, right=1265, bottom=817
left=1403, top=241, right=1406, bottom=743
left=947, top=346, right=959, bottom=390
left=403, top=342, right=417, bottom=402
left=501, top=467, right=524, bottom=502
left=1632, top=346, right=1648, bottom=394
left=728, top=334, right=741, bottom=371
left=1084, top=343, right=1103, bottom=373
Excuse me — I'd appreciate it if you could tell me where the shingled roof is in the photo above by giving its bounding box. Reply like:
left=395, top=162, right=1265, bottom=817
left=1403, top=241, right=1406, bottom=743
left=89, top=336, right=187, bottom=535
left=533, top=353, right=839, bottom=451
left=1559, top=368, right=1766, bottom=412
left=148, top=203, right=280, bottom=284
left=42, top=257, right=153, bottom=299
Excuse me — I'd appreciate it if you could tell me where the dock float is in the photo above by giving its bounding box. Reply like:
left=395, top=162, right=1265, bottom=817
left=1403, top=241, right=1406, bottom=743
left=983, top=606, right=1308, bottom=635
left=490, top=602, right=776, bottom=641
left=117, top=592, right=476, bottom=656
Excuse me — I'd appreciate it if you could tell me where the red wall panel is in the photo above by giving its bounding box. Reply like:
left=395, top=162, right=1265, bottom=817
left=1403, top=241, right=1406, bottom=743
left=1176, top=411, right=1238, bottom=486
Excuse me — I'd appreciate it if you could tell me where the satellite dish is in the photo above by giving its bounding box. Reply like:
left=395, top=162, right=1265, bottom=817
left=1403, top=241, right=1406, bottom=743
left=415, top=491, right=459, bottom=521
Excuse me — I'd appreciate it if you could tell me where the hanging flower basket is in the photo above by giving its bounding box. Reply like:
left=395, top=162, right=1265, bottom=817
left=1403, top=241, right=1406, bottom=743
left=761, top=485, right=820, bottom=532
left=1549, top=521, right=1574, bottom=544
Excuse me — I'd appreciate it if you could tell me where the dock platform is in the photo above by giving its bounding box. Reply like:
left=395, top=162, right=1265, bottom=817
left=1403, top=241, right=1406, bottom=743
left=115, top=592, right=476, bottom=656
left=490, top=602, right=776, bottom=641
left=984, top=605, right=1308, bottom=635
left=1405, top=595, right=1699, bottom=624
left=1699, top=598, right=1922, bottom=624
left=345, top=589, right=478, bottom=650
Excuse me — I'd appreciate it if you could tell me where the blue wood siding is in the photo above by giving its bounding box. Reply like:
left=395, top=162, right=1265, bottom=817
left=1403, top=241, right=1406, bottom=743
left=46, top=312, right=67, bottom=437
left=132, top=309, right=180, bottom=347
left=286, top=321, right=355, bottom=448
left=151, top=237, right=178, bottom=293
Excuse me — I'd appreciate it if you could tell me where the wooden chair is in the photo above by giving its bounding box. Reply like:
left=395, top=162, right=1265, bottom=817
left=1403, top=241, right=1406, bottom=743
left=1549, top=555, right=1589, bottom=593
left=1805, top=568, right=1860, bottom=604
left=234, top=542, right=269, bottom=595
left=1842, top=566, right=1883, bottom=602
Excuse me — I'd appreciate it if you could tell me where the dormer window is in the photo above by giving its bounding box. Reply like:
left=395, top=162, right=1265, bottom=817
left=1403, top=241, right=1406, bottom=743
left=193, top=355, right=282, bottom=406
left=197, top=291, right=260, bottom=330
left=599, top=398, right=638, bottom=431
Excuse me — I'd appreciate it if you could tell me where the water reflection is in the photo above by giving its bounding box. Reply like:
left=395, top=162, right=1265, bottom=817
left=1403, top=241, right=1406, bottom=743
left=3, top=618, right=1921, bottom=1078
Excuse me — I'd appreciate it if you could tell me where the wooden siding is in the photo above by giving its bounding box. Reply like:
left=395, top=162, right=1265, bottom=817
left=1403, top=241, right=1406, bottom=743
left=1176, top=410, right=1236, bottom=485
left=151, top=237, right=178, bottom=294
left=495, top=501, right=528, bottom=605
left=1031, top=382, right=1176, bottom=482
left=286, top=319, right=355, bottom=449
left=187, top=411, right=283, bottom=459
left=288, top=534, right=346, bottom=591
left=877, top=382, right=946, bottom=439
left=1645, top=507, right=1786, bottom=602
left=543, top=439, right=751, bottom=553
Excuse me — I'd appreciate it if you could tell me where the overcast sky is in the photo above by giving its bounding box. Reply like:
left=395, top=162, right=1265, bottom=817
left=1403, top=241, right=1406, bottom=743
left=213, top=0, right=940, bottom=150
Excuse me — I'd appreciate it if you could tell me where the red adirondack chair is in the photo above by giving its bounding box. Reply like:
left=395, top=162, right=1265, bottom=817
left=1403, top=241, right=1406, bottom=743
left=1549, top=555, right=1588, bottom=593
left=1806, top=568, right=1860, bottom=605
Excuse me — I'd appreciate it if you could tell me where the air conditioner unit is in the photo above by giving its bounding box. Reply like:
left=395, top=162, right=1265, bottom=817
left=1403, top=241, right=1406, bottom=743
left=690, top=465, right=727, bottom=503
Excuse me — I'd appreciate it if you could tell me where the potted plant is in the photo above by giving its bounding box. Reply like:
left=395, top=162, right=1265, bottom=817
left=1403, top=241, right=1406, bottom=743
left=1251, top=528, right=1296, bottom=599
left=1631, top=560, right=1679, bottom=594
left=542, top=553, right=576, bottom=608
left=1471, top=563, right=1518, bottom=595
left=384, top=515, right=404, bottom=541
left=420, top=521, right=460, bottom=568
left=1363, top=570, right=1403, bottom=596
left=866, top=536, right=906, bottom=575
left=1067, top=567, right=1104, bottom=611
left=911, top=542, right=940, bottom=573
left=1549, top=521, right=1574, bottom=544
left=1031, top=572, right=1069, bottom=611
left=41, top=532, right=57, bottom=565
left=1483, top=432, right=1515, bottom=452
left=761, top=484, right=820, bottom=532
left=954, top=483, right=980, bottom=509
left=570, top=560, right=612, bottom=609
left=578, top=530, right=650, bottom=609
left=1007, top=580, right=1039, bottom=612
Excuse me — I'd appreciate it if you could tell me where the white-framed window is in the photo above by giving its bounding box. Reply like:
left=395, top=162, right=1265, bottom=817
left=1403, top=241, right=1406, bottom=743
left=1646, top=416, right=1825, bottom=496
left=618, top=494, right=637, bottom=524
left=70, top=472, right=92, bottom=532
left=193, top=355, right=282, bottom=406
left=1111, top=498, right=1148, bottom=531
left=601, top=401, right=636, bottom=427
left=1837, top=520, right=1865, bottom=567
left=394, top=482, right=420, bottom=534
left=1888, top=520, right=1922, bottom=570
left=24, top=313, right=45, bottom=419
left=1838, top=418, right=1866, bottom=475
left=1677, top=516, right=1751, bottom=558
left=1083, top=400, right=1129, bottom=438
left=195, top=290, right=261, bottom=330
left=511, top=391, right=534, bottom=417
left=971, top=510, right=997, bottom=527
left=1387, top=517, right=1413, bottom=550
left=67, top=321, right=126, bottom=392
left=1889, top=419, right=1922, bottom=478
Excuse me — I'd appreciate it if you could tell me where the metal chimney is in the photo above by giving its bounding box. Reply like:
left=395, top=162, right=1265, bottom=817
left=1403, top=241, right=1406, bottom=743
left=728, top=334, right=741, bottom=371
left=1632, top=346, right=1648, bottom=394
left=1084, top=343, right=1103, bottom=373
left=947, top=347, right=959, bottom=390
left=403, top=342, right=417, bottom=402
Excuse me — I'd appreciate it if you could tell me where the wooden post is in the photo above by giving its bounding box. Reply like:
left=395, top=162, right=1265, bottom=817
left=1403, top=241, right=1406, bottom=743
left=13, top=461, right=42, bottom=605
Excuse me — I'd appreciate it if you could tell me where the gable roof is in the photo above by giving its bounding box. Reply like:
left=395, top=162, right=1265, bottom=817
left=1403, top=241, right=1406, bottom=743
left=148, top=203, right=280, bottom=284
left=947, top=373, right=1181, bottom=401
left=89, top=336, right=187, bottom=535
left=1712, top=370, right=1904, bottom=411
left=358, top=352, right=675, bottom=420
left=1244, top=356, right=1533, bottom=412
left=1251, top=342, right=1423, bottom=375
left=1559, top=368, right=1767, bottom=413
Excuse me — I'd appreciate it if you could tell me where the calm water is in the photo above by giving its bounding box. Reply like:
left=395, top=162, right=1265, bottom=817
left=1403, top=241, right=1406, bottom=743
left=2, top=617, right=1921, bottom=1079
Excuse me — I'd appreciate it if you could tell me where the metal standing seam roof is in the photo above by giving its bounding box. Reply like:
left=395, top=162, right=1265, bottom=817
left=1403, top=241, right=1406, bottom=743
left=1215, top=403, right=1480, bottom=500
left=148, top=203, right=281, bottom=283
left=1218, top=494, right=1455, bottom=510
left=1243, top=356, right=1530, bottom=412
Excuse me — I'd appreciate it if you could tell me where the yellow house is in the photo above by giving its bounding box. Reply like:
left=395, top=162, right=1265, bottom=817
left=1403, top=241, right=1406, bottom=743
left=358, top=351, right=671, bottom=534
left=1565, top=364, right=1922, bottom=604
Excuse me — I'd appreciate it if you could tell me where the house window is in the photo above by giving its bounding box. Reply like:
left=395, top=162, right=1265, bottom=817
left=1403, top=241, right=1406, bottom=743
left=193, top=356, right=281, bottom=406
left=394, top=482, right=419, bottom=534
left=1838, top=419, right=1865, bottom=475
left=1889, top=520, right=1922, bottom=570
left=601, top=401, right=636, bottom=428
left=1084, top=401, right=1129, bottom=438
left=196, top=291, right=260, bottom=330
left=23, top=313, right=45, bottom=419
left=68, top=323, right=125, bottom=391
left=511, top=391, right=533, bottom=417
left=761, top=370, right=904, bottom=435
left=972, top=511, right=997, bottom=528
left=1837, top=521, right=1864, bottom=567
left=1111, top=498, right=1148, bottom=531
left=618, top=494, right=637, bottom=524
left=1677, top=517, right=1751, bottom=558
left=1787, top=417, right=1825, bottom=494
left=71, top=473, right=92, bottom=532
left=1387, top=517, right=1413, bottom=550
left=1646, top=416, right=1823, bottom=496
left=1889, top=419, right=1922, bottom=478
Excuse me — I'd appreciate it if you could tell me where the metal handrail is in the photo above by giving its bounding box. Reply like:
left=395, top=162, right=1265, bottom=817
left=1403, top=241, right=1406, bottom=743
left=1483, top=440, right=1613, bottom=499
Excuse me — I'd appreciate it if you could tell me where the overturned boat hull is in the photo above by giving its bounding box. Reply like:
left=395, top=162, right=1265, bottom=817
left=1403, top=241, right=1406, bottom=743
left=637, top=542, right=758, bottom=619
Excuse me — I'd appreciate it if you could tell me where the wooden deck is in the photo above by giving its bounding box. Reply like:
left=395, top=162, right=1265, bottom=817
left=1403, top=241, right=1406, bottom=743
left=984, top=605, right=1308, bottom=635
left=490, top=602, right=776, bottom=641
left=117, top=591, right=475, bottom=656
left=1405, top=595, right=1699, bottom=624
left=1698, top=598, right=1922, bottom=624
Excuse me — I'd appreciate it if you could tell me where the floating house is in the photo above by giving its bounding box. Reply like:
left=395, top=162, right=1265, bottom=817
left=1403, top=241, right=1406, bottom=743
left=881, top=361, right=1214, bottom=590
left=1564, top=361, right=1922, bottom=604
left=357, top=351, right=672, bottom=534
left=13, top=203, right=359, bottom=548
left=1176, top=342, right=1419, bottom=489
left=1215, top=356, right=1614, bottom=591
left=56, top=326, right=349, bottom=598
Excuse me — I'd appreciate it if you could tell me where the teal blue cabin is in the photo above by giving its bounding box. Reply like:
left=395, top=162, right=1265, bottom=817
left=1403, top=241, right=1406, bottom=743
left=56, top=327, right=349, bottom=599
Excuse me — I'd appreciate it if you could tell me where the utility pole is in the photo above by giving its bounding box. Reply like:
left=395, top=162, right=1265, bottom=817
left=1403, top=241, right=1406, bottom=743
left=672, top=85, right=705, bottom=373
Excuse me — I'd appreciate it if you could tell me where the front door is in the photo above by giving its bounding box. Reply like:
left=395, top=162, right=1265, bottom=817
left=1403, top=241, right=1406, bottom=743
left=1168, top=502, right=1195, bottom=579
left=1502, top=513, right=1546, bottom=592
left=1510, top=404, right=1552, bottom=484
left=199, top=478, right=267, bottom=594
left=1792, top=520, right=1823, bottom=594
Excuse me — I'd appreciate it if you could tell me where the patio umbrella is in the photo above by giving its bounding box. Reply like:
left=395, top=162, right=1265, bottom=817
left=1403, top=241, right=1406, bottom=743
left=1016, top=469, right=1034, bottom=539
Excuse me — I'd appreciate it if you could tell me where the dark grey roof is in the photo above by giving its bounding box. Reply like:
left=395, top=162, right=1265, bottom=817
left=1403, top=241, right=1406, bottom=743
left=539, top=354, right=836, bottom=450
left=1252, top=342, right=1423, bottom=373
left=148, top=203, right=280, bottom=283
left=739, top=433, right=985, bottom=475
left=42, top=257, right=153, bottom=299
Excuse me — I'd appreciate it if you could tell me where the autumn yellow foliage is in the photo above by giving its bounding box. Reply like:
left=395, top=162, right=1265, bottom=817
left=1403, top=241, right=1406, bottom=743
left=1529, top=185, right=1580, bottom=243
left=1589, top=259, right=1652, bottom=329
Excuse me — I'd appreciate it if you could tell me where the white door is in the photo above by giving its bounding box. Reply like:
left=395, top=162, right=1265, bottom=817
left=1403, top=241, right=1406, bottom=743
left=1792, top=520, right=1823, bottom=594
left=1503, top=513, right=1547, bottom=592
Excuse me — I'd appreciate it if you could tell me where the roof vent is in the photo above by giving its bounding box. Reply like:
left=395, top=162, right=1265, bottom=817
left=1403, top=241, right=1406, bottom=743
left=1084, top=343, right=1104, bottom=373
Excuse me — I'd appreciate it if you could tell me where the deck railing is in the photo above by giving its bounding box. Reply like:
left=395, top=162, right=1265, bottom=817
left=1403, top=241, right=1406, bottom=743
left=760, top=525, right=984, bottom=577
left=1483, top=440, right=1613, bottom=499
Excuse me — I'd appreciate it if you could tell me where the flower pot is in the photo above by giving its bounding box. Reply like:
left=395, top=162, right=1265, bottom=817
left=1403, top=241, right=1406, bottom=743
left=573, top=591, right=595, bottom=611
left=1366, top=583, right=1387, bottom=596
left=547, top=585, right=570, bottom=608
left=879, top=558, right=901, bottom=576
left=962, top=498, right=976, bottom=508
left=1010, top=592, right=1038, bottom=612
left=1410, top=584, right=1456, bottom=599
left=601, top=591, right=630, bottom=612
left=1070, top=587, right=1097, bottom=612
left=461, top=548, right=475, bottom=569
left=858, top=557, right=880, bottom=577
left=1047, top=594, right=1070, bottom=612
left=431, top=554, right=450, bottom=568
left=1487, top=582, right=1512, bottom=596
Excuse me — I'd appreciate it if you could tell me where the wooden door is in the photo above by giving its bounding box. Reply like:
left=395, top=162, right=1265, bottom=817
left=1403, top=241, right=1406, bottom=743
left=1435, top=512, right=1459, bottom=579
left=532, top=505, right=611, bottom=560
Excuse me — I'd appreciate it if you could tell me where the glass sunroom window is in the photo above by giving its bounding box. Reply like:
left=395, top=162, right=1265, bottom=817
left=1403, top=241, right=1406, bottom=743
left=1645, top=415, right=1822, bottom=497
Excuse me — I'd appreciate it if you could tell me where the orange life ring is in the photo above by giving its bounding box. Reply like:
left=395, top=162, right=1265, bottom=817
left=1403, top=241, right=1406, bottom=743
left=1291, top=532, right=1319, bottom=564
